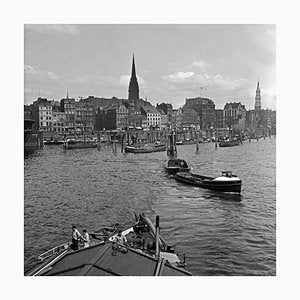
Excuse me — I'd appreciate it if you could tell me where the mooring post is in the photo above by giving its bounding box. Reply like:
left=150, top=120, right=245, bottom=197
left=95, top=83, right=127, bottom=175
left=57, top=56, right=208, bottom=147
left=97, top=132, right=101, bottom=150
left=155, top=215, right=160, bottom=258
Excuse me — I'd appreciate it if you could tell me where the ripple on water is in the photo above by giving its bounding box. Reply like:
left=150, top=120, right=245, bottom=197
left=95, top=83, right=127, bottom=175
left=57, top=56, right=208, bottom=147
left=24, top=139, right=276, bottom=275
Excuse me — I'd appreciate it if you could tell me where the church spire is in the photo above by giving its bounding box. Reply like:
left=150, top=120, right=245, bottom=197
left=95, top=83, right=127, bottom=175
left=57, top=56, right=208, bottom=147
left=67, top=88, right=69, bottom=99
left=255, top=79, right=261, bottom=110
left=128, top=53, right=139, bottom=109
left=131, top=53, right=137, bottom=79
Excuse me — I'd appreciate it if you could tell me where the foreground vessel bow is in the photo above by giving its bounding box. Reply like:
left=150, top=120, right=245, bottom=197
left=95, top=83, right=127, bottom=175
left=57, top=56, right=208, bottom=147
left=25, top=213, right=191, bottom=276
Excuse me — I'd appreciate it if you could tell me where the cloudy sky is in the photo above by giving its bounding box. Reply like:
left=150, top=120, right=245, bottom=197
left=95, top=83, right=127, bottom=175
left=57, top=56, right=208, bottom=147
left=24, top=24, right=276, bottom=110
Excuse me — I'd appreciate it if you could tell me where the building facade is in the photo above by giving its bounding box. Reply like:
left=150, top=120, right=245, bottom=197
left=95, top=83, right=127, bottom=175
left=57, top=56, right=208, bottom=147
left=75, top=101, right=94, bottom=132
left=32, top=97, right=53, bottom=131
left=215, top=109, right=224, bottom=130
left=140, top=106, right=161, bottom=128
left=223, top=102, right=247, bottom=133
left=105, top=105, right=129, bottom=130
left=60, top=97, right=76, bottom=129
left=52, top=109, right=66, bottom=132
left=183, top=97, right=216, bottom=130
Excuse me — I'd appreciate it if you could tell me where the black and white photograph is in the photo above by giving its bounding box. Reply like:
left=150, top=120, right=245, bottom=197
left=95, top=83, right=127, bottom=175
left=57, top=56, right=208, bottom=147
left=24, top=24, right=276, bottom=276
left=3, top=0, right=300, bottom=298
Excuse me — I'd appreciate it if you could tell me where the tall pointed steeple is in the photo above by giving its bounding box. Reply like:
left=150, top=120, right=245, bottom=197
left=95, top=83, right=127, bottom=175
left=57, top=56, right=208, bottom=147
left=67, top=88, right=69, bottom=99
left=131, top=53, right=137, bottom=78
left=128, top=54, right=139, bottom=109
left=255, top=80, right=261, bottom=110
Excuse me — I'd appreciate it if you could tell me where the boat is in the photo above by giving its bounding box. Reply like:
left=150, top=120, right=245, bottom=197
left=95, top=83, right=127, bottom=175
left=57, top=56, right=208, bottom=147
left=165, top=158, right=191, bottom=174
left=177, top=139, right=197, bottom=145
left=125, top=143, right=167, bottom=153
left=63, top=141, right=98, bottom=149
left=218, top=139, right=240, bottom=147
left=44, top=139, right=63, bottom=145
left=25, top=214, right=191, bottom=276
left=174, top=171, right=242, bottom=193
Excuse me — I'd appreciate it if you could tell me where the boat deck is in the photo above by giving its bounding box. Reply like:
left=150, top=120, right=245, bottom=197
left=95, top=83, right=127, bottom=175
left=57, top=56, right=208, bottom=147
left=34, top=242, right=191, bottom=276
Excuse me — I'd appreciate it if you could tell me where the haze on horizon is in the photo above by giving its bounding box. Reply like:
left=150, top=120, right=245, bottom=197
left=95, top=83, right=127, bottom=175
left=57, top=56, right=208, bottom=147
left=24, top=24, right=276, bottom=110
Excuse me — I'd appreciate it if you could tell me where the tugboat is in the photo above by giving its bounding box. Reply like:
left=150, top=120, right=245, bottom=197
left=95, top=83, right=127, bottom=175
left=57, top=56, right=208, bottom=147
left=165, top=158, right=191, bottom=174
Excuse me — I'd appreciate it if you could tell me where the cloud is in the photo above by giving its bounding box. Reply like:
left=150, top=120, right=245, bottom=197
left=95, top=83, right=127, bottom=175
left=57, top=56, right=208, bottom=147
left=163, top=71, right=195, bottom=81
left=24, top=65, right=36, bottom=74
left=192, top=60, right=210, bottom=70
left=25, top=24, right=80, bottom=35
left=24, top=64, right=59, bottom=81
left=47, top=72, right=58, bottom=80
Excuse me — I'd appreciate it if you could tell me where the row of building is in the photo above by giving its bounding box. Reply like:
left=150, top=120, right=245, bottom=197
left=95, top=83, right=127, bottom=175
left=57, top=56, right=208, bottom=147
left=24, top=55, right=276, bottom=136
left=24, top=93, right=276, bottom=136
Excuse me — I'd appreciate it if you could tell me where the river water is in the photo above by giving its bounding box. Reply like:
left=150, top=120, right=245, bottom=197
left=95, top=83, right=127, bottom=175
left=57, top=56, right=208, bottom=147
left=24, top=137, right=276, bottom=275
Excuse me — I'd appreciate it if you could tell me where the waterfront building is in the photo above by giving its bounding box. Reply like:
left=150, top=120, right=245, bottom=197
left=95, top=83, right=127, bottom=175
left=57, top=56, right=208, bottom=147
left=24, top=105, right=33, bottom=120
left=94, top=108, right=106, bottom=131
left=75, top=101, right=94, bottom=132
left=140, top=106, right=161, bottom=128
left=157, top=108, right=168, bottom=129
left=156, top=102, right=173, bottom=127
left=174, top=108, right=183, bottom=130
left=105, top=104, right=129, bottom=130
left=182, top=108, right=200, bottom=130
left=60, top=96, right=76, bottom=130
left=215, top=109, right=224, bottom=130
left=32, top=97, right=53, bottom=131
left=52, top=108, right=66, bottom=132
left=183, top=97, right=215, bottom=130
left=223, top=102, right=247, bottom=133
left=128, top=54, right=139, bottom=110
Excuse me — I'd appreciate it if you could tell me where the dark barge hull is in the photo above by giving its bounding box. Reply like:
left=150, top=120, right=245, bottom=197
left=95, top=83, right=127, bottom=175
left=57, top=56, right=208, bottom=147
left=64, top=143, right=98, bottom=149
left=218, top=140, right=240, bottom=147
left=174, top=173, right=242, bottom=193
left=166, top=167, right=191, bottom=174
left=125, top=146, right=167, bottom=153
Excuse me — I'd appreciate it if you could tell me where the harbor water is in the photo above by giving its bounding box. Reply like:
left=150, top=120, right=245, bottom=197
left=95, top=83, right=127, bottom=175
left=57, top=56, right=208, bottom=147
left=24, top=138, right=276, bottom=275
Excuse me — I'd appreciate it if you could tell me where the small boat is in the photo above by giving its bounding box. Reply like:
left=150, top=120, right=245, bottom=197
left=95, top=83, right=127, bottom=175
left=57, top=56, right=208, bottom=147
left=165, top=158, right=191, bottom=174
left=25, top=214, right=191, bottom=276
left=44, top=140, right=63, bottom=145
left=63, top=142, right=98, bottom=149
left=125, top=144, right=167, bottom=153
left=218, top=139, right=240, bottom=147
left=174, top=171, right=242, bottom=193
